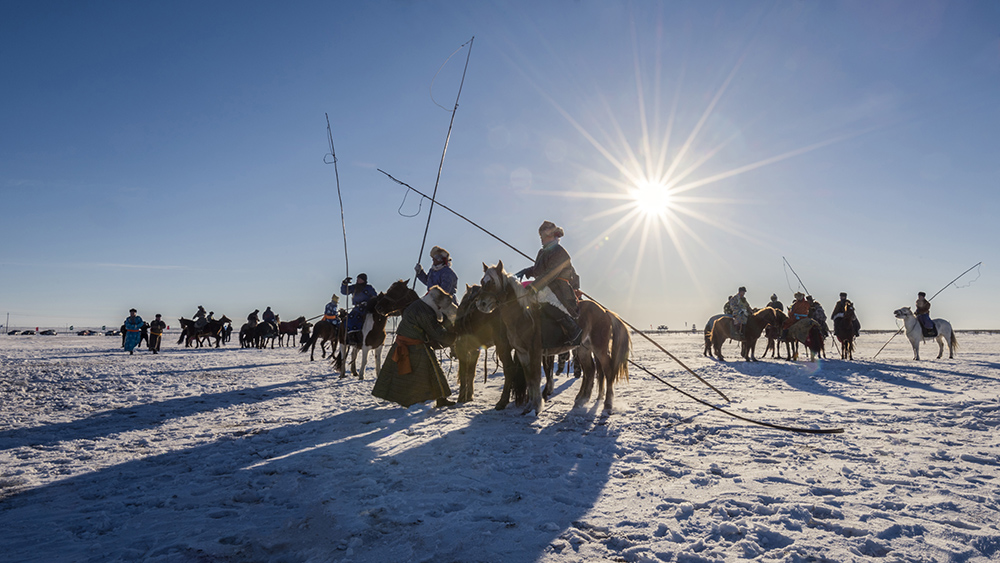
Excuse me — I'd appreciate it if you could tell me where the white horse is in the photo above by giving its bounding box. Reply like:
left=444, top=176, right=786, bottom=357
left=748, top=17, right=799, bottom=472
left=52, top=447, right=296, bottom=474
left=893, top=307, right=958, bottom=360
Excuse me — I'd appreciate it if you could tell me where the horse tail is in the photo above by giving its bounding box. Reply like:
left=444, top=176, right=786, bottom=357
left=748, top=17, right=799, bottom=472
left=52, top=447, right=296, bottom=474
left=950, top=331, right=959, bottom=352
left=509, top=361, right=528, bottom=407
left=608, top=310, right=631, bottom=383
left=299, top=329, right=318, bottom=354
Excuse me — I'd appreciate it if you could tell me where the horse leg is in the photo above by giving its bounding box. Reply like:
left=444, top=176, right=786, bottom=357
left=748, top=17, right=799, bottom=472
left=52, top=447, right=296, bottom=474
left=572, top=351, right=598, bottom=409
left=521, top=349, right=544, bottom=416
left=542, top=355, right=554, bottom=400
left=456, top=347, right=478, bottom=403
left=936, top=334, right=945, bottom=359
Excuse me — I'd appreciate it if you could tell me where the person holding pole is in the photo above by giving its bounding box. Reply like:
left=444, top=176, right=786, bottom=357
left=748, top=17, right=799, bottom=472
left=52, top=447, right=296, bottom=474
left=515, top=220, right=582, bottom=346
left=341, top=273, right=378, bottom=338
left=415, top=246, right=458, bottom=303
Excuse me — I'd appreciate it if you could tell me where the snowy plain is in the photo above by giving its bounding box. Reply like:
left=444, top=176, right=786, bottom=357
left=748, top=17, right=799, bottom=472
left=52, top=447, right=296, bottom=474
left=1, top=329, right=999, bottom=563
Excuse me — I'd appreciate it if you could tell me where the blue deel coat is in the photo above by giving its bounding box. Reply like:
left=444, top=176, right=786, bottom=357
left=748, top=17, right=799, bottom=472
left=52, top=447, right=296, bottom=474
left=417, top=265, right=458, bottom=302
left=124, top=315, right=144, bottom=352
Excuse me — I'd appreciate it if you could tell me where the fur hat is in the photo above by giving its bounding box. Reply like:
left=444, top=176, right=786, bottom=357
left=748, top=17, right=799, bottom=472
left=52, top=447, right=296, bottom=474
left=330, top=295, right=340, bottom=303
left=155, top=313, right=161, bottom=318
left=771, top=294, right=778, bottom=301
left=738, top=286, right=746, bottom=293
left=538, top=220, right=564, bottom=238
left=840, top=292, right=847, bottom=298
left=430, top=246, right=450, bottom=259
left=129, top=308, right=137, bottom=313
left=357, top=273, right=368, bottom=282
left=794, top=292, right=805, bottom=300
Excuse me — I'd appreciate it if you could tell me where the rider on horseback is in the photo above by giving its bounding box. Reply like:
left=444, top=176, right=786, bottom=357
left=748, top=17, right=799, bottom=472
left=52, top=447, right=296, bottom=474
left=728, top=287, right=751, bottom=337
left=915, top=291, right=936, bottom=337
left=247, top=309, right=260, bottom=328
left=831, top=292, right=860, bottom=337
left=341, top=273, right=378, bottom=336
left=515, top=220, right=582, bottom=346
left=323, top=295, right=341, bottom=324
left=782, top=292, right=809, bottom=338
left=415, top=246, right=458, bottom=304
left=262, top=307, right=277, bottom=332
left=806, top=296, right=829, bottom=337
left=193, top=306, right=208, bottom=330
left=766, top=293, right=784, bottom=314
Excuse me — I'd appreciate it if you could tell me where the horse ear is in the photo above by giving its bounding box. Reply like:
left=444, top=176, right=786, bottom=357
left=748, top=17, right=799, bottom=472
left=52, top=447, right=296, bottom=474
left=483, top=262, right=489, bottom=272
left=497, top=259, right=504, bottom=273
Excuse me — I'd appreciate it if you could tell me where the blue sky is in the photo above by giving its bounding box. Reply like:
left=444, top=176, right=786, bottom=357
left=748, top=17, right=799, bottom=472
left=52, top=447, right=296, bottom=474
left=2, top=1, right=998, bottom=331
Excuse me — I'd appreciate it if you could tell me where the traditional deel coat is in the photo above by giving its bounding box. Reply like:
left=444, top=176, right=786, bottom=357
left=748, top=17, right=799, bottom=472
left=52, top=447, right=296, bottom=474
left=416, top=265, right=458, bottom=302
left=149, top=319, right=166, bottom=351
left=371, top=298, right=456, bottom=408
left=323, top=301, right=341, bottom=324
left=522, top=240, right=580, bottom=316
left=728, top=294, right=751, bottom=324
left=784, top=299, right=811, bottom=329
left=123, top=315, right=144, bottom=352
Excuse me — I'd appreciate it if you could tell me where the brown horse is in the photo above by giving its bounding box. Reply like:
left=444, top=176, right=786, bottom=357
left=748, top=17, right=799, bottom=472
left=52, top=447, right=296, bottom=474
left=277, top=316, right=307, bottom=347
left=709, top=308, right=785, bottom=361
left=452, top=284, right=520, bottom=407
left=477, top=262, right=631, bottom=415
left=177, top=315, right=233, bottom=348
left=784, top=318, right=824, bottom=361
left=299, top=311, right=346, bottom=361
left=703, top=313, right=727, bottom=358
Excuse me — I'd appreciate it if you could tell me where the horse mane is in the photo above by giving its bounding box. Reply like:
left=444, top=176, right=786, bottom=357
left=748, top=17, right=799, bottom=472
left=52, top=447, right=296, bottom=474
left=485, top=262, right=529, bottom=299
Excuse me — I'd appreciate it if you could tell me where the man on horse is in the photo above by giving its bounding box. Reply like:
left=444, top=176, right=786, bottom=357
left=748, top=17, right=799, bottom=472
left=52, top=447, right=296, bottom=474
left=915, top=291, right=936, bottom=337
left=806, top=296, right=829, bottom=337
left=515, top=220, right=582, bottom=346
left=247, top=309, right=260, bottom=328
left=193, top=305, right=208, bottom=330
left=262, top=307, right=277, bottom=332
left=323, top=295, right=341, bottom=324
left=728, top=287, right=751, bottom=337
left=415, top=245, right=458, bottom=303
left=831, top=292, right=861, bottom=337
left=783, top=292, right=810, bottom=337
left=767, top=293, right=784, bottom=314
left=341, top=273, right=378, bottom=338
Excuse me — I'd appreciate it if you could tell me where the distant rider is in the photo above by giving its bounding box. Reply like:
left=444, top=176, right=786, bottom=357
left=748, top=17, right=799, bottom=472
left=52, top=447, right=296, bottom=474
left=341, top=273, right=378, bottom=338
left=728, top=287, right=751, bottom=336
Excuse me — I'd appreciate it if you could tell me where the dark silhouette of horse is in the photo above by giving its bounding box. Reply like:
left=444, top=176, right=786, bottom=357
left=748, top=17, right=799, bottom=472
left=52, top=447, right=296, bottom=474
left=783, top=318, right=824, bottom=362
left=452, top=284, right=520, bottom=408
left=708, top=307, right=785, bottom=362
left=834, top=304, right=858, bottom=360
left=299, top=311, right=346, bottom=362
left=177, top=315, right=233, bottom=348
left=477, top=262, right=631, bottom=414
left=277, top=316, right=307, bottom=347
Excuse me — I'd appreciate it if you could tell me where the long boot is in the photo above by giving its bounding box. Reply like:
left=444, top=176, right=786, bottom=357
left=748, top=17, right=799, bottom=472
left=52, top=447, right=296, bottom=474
left=557, top=314, right=583, bottom=346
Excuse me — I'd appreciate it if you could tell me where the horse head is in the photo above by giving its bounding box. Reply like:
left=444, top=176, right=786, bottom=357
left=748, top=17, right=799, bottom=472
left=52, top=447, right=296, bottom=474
left=220, top=315, right=233, bottom=324
left=893, top=307, right=913, bottom=319
left=375, top=279, right=418, bottom=316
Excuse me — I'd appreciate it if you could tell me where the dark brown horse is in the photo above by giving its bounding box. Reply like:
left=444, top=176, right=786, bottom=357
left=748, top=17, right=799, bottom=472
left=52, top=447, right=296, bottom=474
left=299, top=311, right=346, bottom=361
left=177, top=315, right=233, bottom=348
left=477, top=262, right=631, bottom=415
left=783, top=318, right=824, bottom=362
left=834, top=304, right=858, bottom=360
left=708, top=308, right=785, bottom=361
left=277, top=316, right=307, bottom=347
left=452, top=284, right=520, bottom=408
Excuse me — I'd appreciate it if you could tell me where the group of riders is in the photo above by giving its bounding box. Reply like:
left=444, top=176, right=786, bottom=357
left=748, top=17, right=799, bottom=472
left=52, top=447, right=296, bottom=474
left=722, top=287, right=938, bottom=343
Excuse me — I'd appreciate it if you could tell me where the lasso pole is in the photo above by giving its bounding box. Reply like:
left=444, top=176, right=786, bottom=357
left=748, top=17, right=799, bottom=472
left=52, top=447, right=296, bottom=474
left=377, top=171, right=729, bottom=402
left=872, top=261, right=982, bottom=359
left=325, top=113, right=349, bottom=280
left=414, top=37, right=474, bottom=289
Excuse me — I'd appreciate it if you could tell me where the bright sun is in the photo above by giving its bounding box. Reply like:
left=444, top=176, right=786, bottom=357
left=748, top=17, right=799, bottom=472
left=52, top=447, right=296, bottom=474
left=629, top=181, right=674, bottom=218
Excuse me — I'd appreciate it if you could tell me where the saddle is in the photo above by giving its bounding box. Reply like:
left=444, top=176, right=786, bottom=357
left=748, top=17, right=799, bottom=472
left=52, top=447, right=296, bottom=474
left=922, top=326, right=938, bottom=338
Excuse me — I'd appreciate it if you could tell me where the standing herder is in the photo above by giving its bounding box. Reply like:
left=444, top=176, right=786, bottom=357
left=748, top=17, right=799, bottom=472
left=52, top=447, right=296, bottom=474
left=515, top=220, right=582, bottom=346
left=728, top=287, right=751, bottom=336
left=372, top=286, right=458, bottom=408
left=123, top=308, right=144, bottom=355
left=415, top=246, right=458, bottom=303
left=149, top=313, right=166, bottom=353
left=341, top=273, right=378, bottom=338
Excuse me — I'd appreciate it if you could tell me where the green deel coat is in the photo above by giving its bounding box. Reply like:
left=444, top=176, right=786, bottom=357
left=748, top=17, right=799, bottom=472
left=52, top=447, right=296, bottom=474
left=372, top=298, right=456, bottom=407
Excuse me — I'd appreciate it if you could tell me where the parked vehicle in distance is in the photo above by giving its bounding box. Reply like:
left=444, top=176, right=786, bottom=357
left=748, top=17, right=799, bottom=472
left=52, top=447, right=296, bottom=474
left=40, top=329, right=57, bottom=335
left=77, top=329, right=98, bottom=336
left=105, top=330, right=121, bottom=336
left=21, top=330, right=36, bottom=335
left=7, top=330, right=20, bottom=335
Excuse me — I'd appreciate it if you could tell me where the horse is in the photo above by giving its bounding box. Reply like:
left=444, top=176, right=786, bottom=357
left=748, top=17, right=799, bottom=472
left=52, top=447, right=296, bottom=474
left=277, top=316, right=307, bottom=347
left=299, top=311, right=346, bottom=362
left=477, top=261, right=631, bottom=415
left=893, top=307, right=958, bottom=360
left=252, top=320, right=279, bottom=349
left=703, top=314, right=727, bottom=358
left=336, top=279, right=419, bottom=379
left=452, top=284, right=520, bottom=408
left=834, top=305, right=859, bottom=360
left=783, top=318, right=824, bottom=362
left=709, top=307, right=785, bottom=362
left=177, top=315, right=233, bottom=348
left=763, top=322, right=782, bottom=359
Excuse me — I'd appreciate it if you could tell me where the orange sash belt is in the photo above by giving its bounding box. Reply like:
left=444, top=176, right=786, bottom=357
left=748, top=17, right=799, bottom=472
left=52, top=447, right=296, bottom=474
left=392, top=335, right=424, bottom=375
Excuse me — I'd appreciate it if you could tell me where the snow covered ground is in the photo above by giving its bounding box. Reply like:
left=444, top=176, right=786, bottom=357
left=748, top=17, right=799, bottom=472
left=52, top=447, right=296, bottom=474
left=2, top=330, right=999, bottom=562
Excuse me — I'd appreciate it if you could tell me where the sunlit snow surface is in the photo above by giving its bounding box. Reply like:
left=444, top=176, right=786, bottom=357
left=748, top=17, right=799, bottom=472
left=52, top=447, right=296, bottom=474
left=2, top=331, right=999, bottom=562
